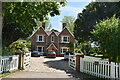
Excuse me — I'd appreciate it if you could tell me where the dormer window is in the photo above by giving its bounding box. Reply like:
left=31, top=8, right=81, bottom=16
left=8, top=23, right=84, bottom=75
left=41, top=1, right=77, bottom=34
left=61, top=36, right=70, bottom=43
left=36, top=35, right=44, bottom=42
left=51, top=35, right=54, bottom=42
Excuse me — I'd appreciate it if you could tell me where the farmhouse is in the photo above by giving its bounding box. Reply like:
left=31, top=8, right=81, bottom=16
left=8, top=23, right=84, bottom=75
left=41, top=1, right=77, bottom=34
left=31, top=23, right=75, bottom=56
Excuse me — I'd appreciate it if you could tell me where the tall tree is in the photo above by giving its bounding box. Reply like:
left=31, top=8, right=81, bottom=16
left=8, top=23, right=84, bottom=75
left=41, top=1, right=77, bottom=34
left=2, top=2, right=66, bottom=47
left=74, top=2, right=120, bottom=42
left=92, top=15, right=120, bottom=62
left=61, top=16, right=75, bottom=33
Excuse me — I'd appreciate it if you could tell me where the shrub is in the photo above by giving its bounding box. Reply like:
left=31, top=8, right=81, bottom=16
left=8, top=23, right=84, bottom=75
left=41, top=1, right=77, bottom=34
left=8, top=39, right=30, bottom=54
left=92, top=15, right=120, bottom=62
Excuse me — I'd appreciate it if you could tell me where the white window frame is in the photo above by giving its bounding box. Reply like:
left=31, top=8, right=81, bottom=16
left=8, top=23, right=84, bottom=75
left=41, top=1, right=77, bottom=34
left=37, top=46, right=44, bottom=53
left=51, top=35, right=54, bottom=42
left=61, top=47, right=69, bottom=54
left=61, top=36, right=70, bottom=43
left=36, top=34, right=44, bottom=42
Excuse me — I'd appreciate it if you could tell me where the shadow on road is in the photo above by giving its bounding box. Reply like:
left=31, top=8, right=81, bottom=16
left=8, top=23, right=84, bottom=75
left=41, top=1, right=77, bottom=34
left=44, top=59, right=99, bottom=80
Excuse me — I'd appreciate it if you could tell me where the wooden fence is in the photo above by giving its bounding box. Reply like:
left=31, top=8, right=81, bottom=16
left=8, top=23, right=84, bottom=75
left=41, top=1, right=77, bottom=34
left=80, top=56, right=120, bottom=79
left=69, top=54, right=76, bottom=70
left=0, top=55, right=19, bottom=73
left=23, top=53, right=31, bottom=69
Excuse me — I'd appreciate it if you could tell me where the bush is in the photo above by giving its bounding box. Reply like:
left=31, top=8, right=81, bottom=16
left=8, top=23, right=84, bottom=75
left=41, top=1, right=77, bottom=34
left=2, top=47, right=13, bottom=56
left=8, top=39, right=30, bottom=54
left=92, top=15, right=120, bottom=62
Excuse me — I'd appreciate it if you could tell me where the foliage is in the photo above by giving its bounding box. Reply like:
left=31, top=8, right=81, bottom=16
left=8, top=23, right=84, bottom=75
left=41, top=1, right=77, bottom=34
left=74, top=41, right=103, bottom=56
left=2, top=2, right=66, bottom=47
left=61, top=16, right=75, bottom=33
left=35, top=20, right=52, bottom=32
left=74, top=42, right=91, bottom=55
left=91, top=15, right=120, bottom=62
left=74, top=42, right=83, bottom=54
left=74, top=2, right=120, bottom=42
left=8, top=39, right=31, bottom=54
left=67, top=42, right=74, bottom=48
left=2, top=47, right=12, bottom=56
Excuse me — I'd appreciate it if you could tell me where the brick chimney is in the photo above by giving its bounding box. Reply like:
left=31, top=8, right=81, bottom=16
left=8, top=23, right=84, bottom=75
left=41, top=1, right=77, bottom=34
left=62, top=23, right=66, bottom=30
left=42, top=22, right=45, bottom=30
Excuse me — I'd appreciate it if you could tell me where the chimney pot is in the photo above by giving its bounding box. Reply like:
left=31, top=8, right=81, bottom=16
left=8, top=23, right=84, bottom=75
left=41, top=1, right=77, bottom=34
left=42, top=22, right=45, bottom=29
left=62, top=23, right=66, bottom=30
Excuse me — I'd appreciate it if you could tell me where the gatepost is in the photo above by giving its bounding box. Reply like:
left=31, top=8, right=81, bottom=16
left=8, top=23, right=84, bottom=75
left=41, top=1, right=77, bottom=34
left=76, top=54, right=84, bottom=72
left=15, top=52, right=24, bottom=69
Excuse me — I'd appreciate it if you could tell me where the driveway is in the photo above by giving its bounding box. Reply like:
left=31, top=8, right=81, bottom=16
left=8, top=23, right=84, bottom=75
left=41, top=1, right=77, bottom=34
left=3, top=57, right=93, bottom=79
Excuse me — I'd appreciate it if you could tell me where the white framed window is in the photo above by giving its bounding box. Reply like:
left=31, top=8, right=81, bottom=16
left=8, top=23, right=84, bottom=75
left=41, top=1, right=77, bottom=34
left=37, top=46, right=44, bottom=53
left=61, top=36, right=70, bottom=43
left=51, top=35, right=54, bottom=42
left=61, top=47, right=69, bottom=54
left=36, top=35, right=44, bottom=42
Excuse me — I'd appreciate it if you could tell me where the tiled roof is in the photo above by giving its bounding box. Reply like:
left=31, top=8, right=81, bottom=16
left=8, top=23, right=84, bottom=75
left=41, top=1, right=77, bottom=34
left=30, top=26, right=74, bottom=37
left=54, top=32, right=60, bottom=36
left=46, top=31, right=60, bottom=36
left=46, top=31, right=52, bottom=35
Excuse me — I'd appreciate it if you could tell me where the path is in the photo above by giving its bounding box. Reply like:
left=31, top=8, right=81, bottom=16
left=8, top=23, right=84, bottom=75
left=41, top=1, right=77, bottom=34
left=2, top=57, right=93, bottom=80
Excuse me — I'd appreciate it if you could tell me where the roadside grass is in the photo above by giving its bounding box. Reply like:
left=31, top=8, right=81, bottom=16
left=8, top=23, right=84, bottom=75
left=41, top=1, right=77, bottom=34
left=90, top=53, right=103, bottom=57
left=75, top=52, right=103, bottom=58
left=74, top=53, right=84, bottom=55
left=0, top=70, right=19, bottom=78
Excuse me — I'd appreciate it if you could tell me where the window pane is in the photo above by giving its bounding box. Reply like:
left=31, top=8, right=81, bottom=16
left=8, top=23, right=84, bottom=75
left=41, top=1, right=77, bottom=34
left=39, top=36, right=42, bottom=41
left=61, top=49, right=62, bottom=53
left=43, top=47, right=44, bottom=52
left=68, top=37, right=69, bottom=42
left=63, top=48, right=67, bottom=53
left=51, top=36, right=54, bottom=42
left=61, top=48, right=69, bottom=54
left=63, top=37, right=67, bottom=42
left=38, top=47, right=42, bottom=52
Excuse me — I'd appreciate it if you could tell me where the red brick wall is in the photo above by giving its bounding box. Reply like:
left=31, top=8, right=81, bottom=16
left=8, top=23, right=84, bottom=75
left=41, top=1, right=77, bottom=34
left=31, top=27, right=47, bottom=54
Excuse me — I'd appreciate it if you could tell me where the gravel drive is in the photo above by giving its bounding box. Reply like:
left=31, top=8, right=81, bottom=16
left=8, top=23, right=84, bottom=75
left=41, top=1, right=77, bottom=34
left=5, top=57, right=71, bottom=78
left=3, top=56, right=93, bottom=79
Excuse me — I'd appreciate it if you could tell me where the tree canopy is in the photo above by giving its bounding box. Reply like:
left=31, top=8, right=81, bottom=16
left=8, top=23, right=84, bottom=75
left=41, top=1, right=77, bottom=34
left=2, top=2, right=66, bottom=46
left=35, top=20, right=52, bottom=32
left=61, top=16, right=75, bottom=33
left=92, top=15, right=120, bottom=62
left=74, top=2, right=120, bottom=42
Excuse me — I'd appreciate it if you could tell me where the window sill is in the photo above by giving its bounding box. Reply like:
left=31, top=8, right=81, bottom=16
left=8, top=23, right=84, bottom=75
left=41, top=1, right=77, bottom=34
left=51, top=41, right=54, bottom=42
left=61, top=42, right=70, bottom=43
left=36, top=41, right=45, bottom=42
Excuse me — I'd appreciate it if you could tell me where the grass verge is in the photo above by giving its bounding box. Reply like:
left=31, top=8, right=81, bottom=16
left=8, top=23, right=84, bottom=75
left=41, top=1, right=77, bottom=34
left=0, top=70, right=19, bottom=78
left=79, top=72, right=107, bottom=80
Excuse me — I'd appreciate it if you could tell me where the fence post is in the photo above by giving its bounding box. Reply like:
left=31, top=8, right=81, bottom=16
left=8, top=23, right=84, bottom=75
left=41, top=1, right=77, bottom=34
left=16, top=55, right=19, bottom=70
left=68, top=53, right=70, bottom=66
left=80, top=57, right=83, bottom=72
left=15, top=52, right=24, bottom=69
left=0, top=56, right=2, bottom=73
left=76, top=54, right=84, bottom=72
left=110, top=62, right=115, bottom=78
